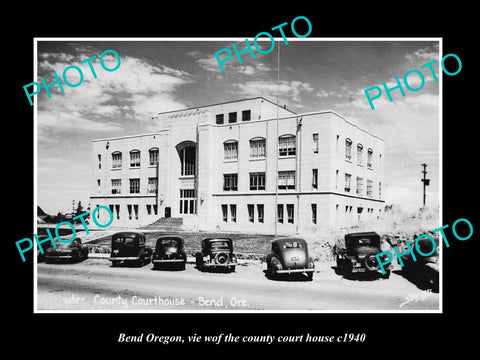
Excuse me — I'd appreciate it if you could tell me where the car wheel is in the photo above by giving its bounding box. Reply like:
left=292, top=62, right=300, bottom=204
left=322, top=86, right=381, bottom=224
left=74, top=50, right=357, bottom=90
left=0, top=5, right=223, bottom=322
left=195, top=253, right=203, bottom=268
left=363, top=252, right=380, bottom=271
left=335, top=256, right=344, bottom=275
left=307, top=271, right=314, bottom=281
left=72, top=252, right=79, bottom=263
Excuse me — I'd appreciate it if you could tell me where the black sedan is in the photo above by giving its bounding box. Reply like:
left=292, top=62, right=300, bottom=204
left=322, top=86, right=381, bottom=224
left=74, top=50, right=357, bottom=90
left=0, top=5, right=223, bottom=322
left=266, top=237, right=315, bottom=280
left=152, top=235, right=187, bottom=270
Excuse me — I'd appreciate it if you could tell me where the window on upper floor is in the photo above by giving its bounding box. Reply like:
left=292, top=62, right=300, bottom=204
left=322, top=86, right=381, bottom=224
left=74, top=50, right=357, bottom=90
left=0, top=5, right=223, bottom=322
left=228, top=112, right=237, bottom=123
left=250, top=137, right=266, bottom=158
left=279, top=135, right=296, bottom=156
left=345, top=173, right=351, bottom=193
left=242, top=110, right=251, bottom=121
left=367, top=148, right=373, bottom=169
left=312, top=133, right=319, bottom=153
left=223, top=174, right=238, bottom=191
left=111, top=179, right=121, bottom=194
left=147, top=177, right=158, bottom=194
left=345, top=138, right=352, bottom=161
left=149, top=148, right=159, bottom=166
left=357, top=144, right=363, bottom=166
left=278, top=170, right=295, bottom=190
left=129, top=178, right=140, bottom=194
left=216, top=114, right=224, bottom=124
left=130, top=150, right=140, bottom=167
left=250, top=172, right=266, bottom=190
left=224, top=140, right=238, bottom=160
left=112, top=152, right=122, bottom=168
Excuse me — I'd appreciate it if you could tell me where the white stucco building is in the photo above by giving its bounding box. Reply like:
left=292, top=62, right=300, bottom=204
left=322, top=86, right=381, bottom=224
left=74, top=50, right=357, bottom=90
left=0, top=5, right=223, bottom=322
left=90, top=97, right=385, bottom=235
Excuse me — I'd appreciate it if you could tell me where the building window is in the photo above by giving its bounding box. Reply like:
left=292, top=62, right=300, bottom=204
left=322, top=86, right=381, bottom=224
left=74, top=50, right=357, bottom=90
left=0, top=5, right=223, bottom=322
left=146, top=204, right=151, bottom=215
left=311, top=204, right=317, bottom=224
left=257, top=204, right=264, bottom=223
left=111, top=179, right=121, bottom=194
left=130, top=150, right=140, bottom=167
left=286, top=204, right=294, bottom=224
left=129, top=178, right=140, bottom=194
left=278, top=171, right=295, bottom=190
left=313, top=133, right=319, bottom=153
left=242, top=110, right=251, bottom=121
left=127, top=204, right=132, bottom=220
left=179, top=146, right=196, bottom=176
left=180, top=189, right=196, bottom=214
left=279, top=135, right=296, bottom=156
left=223, top=174, right=238, bottom=191
left=345, top=173, right=351, bottom=193
left=312, top=169, right=318, bottom=189
left=224, top=140, right=238, bottom=160
left=148, top=177, right=158, bottom=194
left=335, top=170, right=339, bottom=190
left=250, top=137, right=266, bottom=158
left=379, top=182, right=382, bottom=199
left=250, top=172, right=266, bottom=190
left=367, top=148, right=373, bottom=169
left=230, top=204, right=237, bottom=222
left=356, top=177, right=364, bottom=196
left=98, top=154, right=101, bottom=169
left=222, top=204, right=228, bottom=222
left=345, top=138, right=352, bottom=161
left=228, top=112, right=237, bottom=123
left=277, top=204, right=284, bottom=223
left=97, top=179, right=101, bottom=193
left=115, top=204, right=120, bottom=219
left=112, top=152, right=122, bottom=168
left=248, top=204, right=254, bottom=222
left=216, top=114, right=224, bottom=124
left=133, top=204, right=138, bottom=220
left=149, top=148, right=159, bottom=166
left=367, top=179, right=373, bottom=197
left=357, top=144, right=363, bottom=165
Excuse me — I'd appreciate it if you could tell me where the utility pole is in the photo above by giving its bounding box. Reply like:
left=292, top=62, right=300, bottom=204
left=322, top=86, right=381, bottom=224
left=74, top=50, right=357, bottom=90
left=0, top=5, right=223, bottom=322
left=421, top=163, right=430, bottom=207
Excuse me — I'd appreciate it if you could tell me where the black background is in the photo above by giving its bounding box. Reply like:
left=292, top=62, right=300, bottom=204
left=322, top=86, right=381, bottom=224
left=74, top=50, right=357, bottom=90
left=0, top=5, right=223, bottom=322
left=6, top=5, right=477, bottom=355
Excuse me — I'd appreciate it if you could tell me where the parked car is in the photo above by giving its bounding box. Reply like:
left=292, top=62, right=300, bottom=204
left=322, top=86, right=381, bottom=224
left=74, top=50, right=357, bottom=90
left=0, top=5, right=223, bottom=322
left=400, top=235, right=439, bottom=292
left=195, top=238, right=237, bottom=272
left=45, top=237, right=89, bottom=263
left=266, top=237, right=315, bottom=280
left=335, top=231, right=390, bottom=278
left=36, top=235, right=52, bottom=262
left=109, top=231, right=152, bottom=267
left=152, top=235, right=187, bottom=270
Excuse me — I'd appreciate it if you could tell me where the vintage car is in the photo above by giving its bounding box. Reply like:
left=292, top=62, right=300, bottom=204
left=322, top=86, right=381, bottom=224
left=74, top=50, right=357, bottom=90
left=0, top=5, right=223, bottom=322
left=266, top=237, right=315, bottom=280
left=44, top=237, right=89, bottom=263
left=400, top=235, right=439, bottom=292
left=152, top=235, right=187, bottom=270
left=36, top=235, right=52, bottom=262
left=109, top=231, right=152, bottom=267
left=195, top=238, right=237, bottom=272
left=335, top=231, right=390, bottom=278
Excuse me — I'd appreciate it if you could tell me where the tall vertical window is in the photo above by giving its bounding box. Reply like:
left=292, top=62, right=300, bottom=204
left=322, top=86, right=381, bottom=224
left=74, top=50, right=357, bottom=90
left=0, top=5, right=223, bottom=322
left=230, top=204, right=237, bottom=222
left=115, top=204, right=120, bottom=220
left=278, top=171, right=295, bottom=190
left=311, top=204, right=317, bottom=224
left=312, top=169, right=318, bottom=189
left=133, top=204, right=139, bottom=220
left=180, top=189, right=196, bottom=214
left=345, top=173, right=351, bottom=193
left=149, top=148, right=159, bottom=166
left=312, top=133, right=319, bottom=153
left=345, top=138, right=352, bottom=160
left=146, top=204, right=151, bottom=215
left=223, top=174, right=238, bottom=191
left=357, top=144, right=363, bottom=165
left=130, top=150, right=140, bottom=167
left=242, top=110, right=251, bottom=121
left=148, top=177, right=158, bottom=194
left=250, top=172, right=266, bottom=190
left=129, top=178, right=140, bottom=194
left=97, top=179, right=101, bottom=194
left=216, top=114, right=224, bottom=124
left=356, top=177, right=364, bottom=196
left=335, top=170, right=339, bottom=190
left=222, top=204, right=228, bottom=222
left=250, top=137, right=266, bottom=158
left=257, top=204, right=264, bottom=223
left=127, top=204, right=132, bottom=220
left=367, top=179, right=373, bottom=197
left=180, top=146, right=196, bottom=176
left=367, top=148, right=373, bottom=169
left=112, top=152, right=122, bottom=168
left=279, top=135, right=296, bottom=156
left=98, top=154, right=102, bottom=169
left=248, top=204, right=254, bottom=222
left=286, top=204, right=294, bottom=224
left=277, top=204, right=284, bottom=223
left=228, top=112, right=237, bottom=123
left=111, top=179, right=121, bottom=194
left=379, top=182, right=382, bottom=199
left=223, top=140, right=238, bottom=160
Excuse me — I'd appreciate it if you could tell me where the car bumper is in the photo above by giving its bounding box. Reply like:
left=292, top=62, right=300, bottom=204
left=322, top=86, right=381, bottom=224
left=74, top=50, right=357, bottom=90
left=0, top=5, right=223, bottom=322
left=45, top=255, right=73, bottom=259
left=276, top=268, right=315, bottom=274
left=201, top=262, right=237, bottom=267
left=153, top=259, right=185, bottom=263
left=109, top=257, right=140, bottom=261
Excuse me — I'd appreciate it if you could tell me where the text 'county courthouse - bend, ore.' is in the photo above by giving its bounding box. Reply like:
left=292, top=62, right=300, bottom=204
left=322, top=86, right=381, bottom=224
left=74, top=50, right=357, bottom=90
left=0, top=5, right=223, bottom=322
left=90, top=97, right=385, bottom=235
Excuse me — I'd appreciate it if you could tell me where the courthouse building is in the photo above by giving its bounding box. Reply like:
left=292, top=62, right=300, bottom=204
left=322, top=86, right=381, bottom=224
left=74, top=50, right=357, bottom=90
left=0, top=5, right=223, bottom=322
left=90, top=97, right=385, bottom=234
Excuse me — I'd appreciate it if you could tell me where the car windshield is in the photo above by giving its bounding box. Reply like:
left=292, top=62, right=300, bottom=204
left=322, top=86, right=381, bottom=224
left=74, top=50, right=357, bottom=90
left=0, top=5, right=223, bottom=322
left=159, top=239, right=179, bottom=246
left=282, top=242, right=303, bottom=249
left=113, top=237, right=136, bottom=245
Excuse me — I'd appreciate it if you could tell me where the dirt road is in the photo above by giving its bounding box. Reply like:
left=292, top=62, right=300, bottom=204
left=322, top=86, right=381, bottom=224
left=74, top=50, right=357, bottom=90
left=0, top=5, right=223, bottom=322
left=36, top=259, right=439, bottom=311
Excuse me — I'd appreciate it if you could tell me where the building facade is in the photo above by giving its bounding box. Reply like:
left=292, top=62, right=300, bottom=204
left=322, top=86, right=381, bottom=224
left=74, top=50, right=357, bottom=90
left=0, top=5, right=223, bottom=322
left=90, top=97, right=385, bottom=235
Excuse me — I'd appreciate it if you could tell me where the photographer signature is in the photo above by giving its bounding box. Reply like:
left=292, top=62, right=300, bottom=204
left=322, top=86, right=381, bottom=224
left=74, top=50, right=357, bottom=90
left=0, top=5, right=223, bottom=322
left=400, top=289, right=433, bottom=308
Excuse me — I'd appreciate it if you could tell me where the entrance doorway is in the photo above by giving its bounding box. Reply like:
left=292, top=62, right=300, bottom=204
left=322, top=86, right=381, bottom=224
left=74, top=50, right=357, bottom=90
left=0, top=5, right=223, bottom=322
left=165, top=207, right=171, bottom=218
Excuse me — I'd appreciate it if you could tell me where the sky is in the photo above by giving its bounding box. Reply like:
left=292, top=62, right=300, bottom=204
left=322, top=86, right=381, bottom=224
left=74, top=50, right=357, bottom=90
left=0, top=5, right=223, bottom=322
left=35, top=39, right=440, bottom=215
